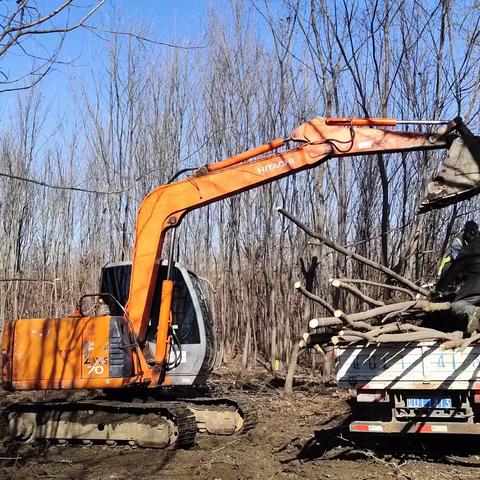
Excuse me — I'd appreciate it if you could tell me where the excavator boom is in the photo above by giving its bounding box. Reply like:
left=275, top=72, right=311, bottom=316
left=127, top=117, right=456, bottom=385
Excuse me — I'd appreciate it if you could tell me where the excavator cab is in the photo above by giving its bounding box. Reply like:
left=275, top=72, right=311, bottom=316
left=100, top=261, right=216, bottom=385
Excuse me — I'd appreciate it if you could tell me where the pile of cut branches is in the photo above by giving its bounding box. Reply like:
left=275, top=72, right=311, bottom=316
left=278, top=208, right=479, bottom=351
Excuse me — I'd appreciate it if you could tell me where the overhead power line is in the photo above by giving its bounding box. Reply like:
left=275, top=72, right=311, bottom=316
left=0, top=139, right=212, bottom=194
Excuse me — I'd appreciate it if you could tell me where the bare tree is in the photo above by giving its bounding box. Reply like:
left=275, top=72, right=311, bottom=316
left=0, top=1, right=106, bottom=93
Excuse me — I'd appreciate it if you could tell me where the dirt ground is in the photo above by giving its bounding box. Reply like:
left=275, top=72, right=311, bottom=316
left=1, top=366, right=480, bottom=480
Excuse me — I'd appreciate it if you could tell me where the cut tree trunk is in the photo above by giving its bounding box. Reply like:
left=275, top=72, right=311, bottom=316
left=333, top=330, right=462, bottom=344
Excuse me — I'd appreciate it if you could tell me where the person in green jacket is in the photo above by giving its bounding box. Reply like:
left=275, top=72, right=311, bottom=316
left=438, top=220, right=479, bottom=276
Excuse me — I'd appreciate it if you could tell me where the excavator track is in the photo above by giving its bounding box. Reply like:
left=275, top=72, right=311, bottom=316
left=4, top=392, right=257, bottom=448
left=5, top=399, right=197, bottom=449
left=179, top=395, right=258, bottom=436
left=100, top=387, right=258, bottom=437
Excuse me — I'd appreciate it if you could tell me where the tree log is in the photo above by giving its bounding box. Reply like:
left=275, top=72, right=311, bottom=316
left=441, top=332, right=480, bottom=351
left=376, top=330, right=462, bottom=342
left=295, top=281, right=373, bottom=330
left=338, top=330, right=376, bottom=343
left=309, top=300, right=451, bottom=329
left=341, top=324, right=453, bottom=339
left=334, top=309, right=373, bottom=331
left=458, top=333, right=480, bottom=352
left=335, top=330, right=462, bottom=344
left=368, top=323, right=447, bottom=336
left=310, top=317, right=344, bottom=328
left=278, top=208, right=429, bottom=296
left=440, top=339, right=463, bottom=350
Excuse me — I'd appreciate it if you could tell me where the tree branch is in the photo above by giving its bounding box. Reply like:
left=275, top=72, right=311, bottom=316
left=83, top=25, right=207, bottom=50
left=335, top=278, right=416, bottom=299
left=329, top=278, right=385, bottom=307
left=294, top=281, right=373, bottom=330
left=294, top=281, right=335, bottom=315
left=278, top=207, right=429, bottom=296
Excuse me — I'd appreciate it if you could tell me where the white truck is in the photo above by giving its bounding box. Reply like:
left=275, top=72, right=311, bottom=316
left=335, top=341, right=480, bottom=434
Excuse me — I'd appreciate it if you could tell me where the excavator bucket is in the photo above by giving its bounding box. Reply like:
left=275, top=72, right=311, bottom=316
left=419, top=132, right=480, bottom=212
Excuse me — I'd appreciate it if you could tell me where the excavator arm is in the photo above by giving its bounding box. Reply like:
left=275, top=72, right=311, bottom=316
left=126, top=116, right=464, bottom=384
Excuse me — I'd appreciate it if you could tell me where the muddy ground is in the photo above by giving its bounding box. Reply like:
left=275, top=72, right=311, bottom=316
left=1, top=366, right=480, bottom=480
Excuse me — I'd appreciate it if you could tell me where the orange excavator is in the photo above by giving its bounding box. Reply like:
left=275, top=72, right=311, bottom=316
left=2, top=116, right=479, bottom=448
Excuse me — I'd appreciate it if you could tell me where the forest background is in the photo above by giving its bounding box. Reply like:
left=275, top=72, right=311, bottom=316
left=1, top=0, right=479, bottom=371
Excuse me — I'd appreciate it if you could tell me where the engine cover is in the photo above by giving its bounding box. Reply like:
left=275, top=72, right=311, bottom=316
left=2, top=315, right=133, bottom=390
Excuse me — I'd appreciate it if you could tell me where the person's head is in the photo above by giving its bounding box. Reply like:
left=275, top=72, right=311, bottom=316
left=463, top=220, right=479, bottom=243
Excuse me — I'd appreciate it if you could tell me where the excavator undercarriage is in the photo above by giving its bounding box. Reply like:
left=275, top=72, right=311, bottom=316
left=6, top=393, right=257, bottom=448
left=3, top=260, right=256, bottom=448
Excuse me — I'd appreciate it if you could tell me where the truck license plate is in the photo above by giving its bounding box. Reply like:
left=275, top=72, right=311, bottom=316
left=406, top=397, right=452, bottom=408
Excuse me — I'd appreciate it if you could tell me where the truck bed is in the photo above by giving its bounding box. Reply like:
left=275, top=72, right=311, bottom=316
left=335, top=341, right=480, bottom=390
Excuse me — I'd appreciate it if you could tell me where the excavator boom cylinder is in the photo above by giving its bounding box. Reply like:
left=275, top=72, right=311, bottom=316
left=325, top=117, right=397, bottom=126
left=154, top=279, right=174, bottom=368
left=204, top=137, right=285, bottom=172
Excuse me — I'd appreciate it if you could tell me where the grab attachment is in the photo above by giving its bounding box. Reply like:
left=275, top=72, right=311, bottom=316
left=419, top=118, right=480, bottom=212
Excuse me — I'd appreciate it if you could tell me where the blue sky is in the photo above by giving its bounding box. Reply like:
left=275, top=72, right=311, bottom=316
left=0, top=0, right=210, bottom=120
left=120, top=0, right=208, bottom=32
